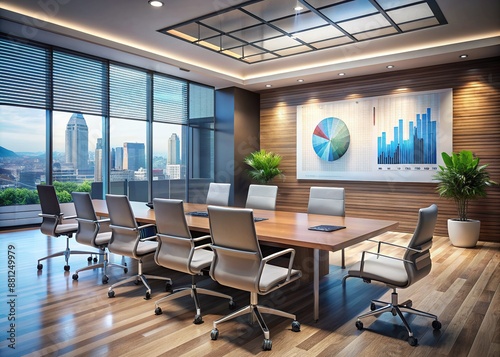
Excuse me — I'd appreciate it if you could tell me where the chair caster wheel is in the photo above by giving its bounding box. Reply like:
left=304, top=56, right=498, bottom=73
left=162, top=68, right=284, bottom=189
left=166, top=282, right=172, bottom=292
left=193, top=314, right=203, bottom=324
left=370, top=302, right=377, bottom=311
left=134, top=279, right=140, bottom=285
left=72, top=274, right=79, bottom=280
left=432, top=320, right=442, bottom=330
left=144, top=292, right=151, bottom=300
left=87, top=256, right=92, bottom=262
left=102, top=275, right=109, bottom=284
left=108, top=290, right=115, bottom=298
left=210, top=329, right=219, bottom=340
left=155, top=307, right=162, bottom=315
left=262, top=339, right=272, bottom=351
left=228, top=300, right=236, bottom=310
left=37, top=263, right=43, bottom=270
left=355, top=321, right=363, bottom=330
left=408, top=336, right=418, bottom=346
left=64, top=265, right=70, bottom=271
left=124, top=268, right=128, bottom=274
left=291, top=320, right=301, bottom=332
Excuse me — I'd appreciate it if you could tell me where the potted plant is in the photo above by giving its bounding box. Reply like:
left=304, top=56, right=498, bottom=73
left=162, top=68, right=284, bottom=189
left=244, top=149, right=284, bottom=184
left=434, top=150, right=497, bottom=247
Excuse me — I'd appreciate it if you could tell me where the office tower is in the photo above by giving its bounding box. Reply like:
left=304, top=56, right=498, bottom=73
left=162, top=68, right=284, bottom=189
left=94, top=138, right=103, bottom=182
left=167, top=133, right=180, bottom=165
left=114, top=147, right=123, bottom=170
left=123, top=142, right=145, bottom=171
left=65, top=113, right=89, bottom=172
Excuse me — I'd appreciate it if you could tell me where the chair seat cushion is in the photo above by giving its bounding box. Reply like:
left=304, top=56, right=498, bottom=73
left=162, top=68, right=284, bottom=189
left=95, top=232, right=112, bottom=246
left=55, top=223, right=78, bottom=235
left=136, top=240, right=158, bottom=256
left=190, top=249, right=214, bottom=273
left=259, top=264, right=301, bottom=293
left=348, top=255, right=408, bottom=287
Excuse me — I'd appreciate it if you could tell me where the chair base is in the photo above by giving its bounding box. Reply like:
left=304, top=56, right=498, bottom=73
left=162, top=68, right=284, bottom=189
left=107, top=257, right=172, bottom=300
left=72, top=252, right=128, bottom=284
left=210, top=292, right=300, bottom=351
left=37, top=236, right=100, bottom=272
left=154, top=275, right=234, bottom=324
left=356, top=290, right=441, bottom=346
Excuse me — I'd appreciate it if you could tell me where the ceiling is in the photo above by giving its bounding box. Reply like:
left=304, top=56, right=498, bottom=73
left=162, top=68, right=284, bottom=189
left=1, top=0, right=499, bottom=91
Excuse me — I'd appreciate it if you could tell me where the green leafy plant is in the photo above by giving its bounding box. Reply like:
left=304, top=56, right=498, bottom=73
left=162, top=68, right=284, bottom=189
left=434, top=150, right=497, bottom=221
left=244, top=149, right=284, bottom=184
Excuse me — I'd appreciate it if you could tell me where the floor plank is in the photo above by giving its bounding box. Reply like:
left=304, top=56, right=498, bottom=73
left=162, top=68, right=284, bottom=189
left=0, top=228, right=498, bottom=356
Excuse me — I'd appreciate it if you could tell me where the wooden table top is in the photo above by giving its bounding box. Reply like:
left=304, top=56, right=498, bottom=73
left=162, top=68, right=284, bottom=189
left=92, top=199, right=399, bottom=252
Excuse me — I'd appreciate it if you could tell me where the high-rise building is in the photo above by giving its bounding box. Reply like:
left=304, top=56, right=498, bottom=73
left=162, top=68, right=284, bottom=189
left=65, top=113, right=89, bottom=172
left=94, top=138, right=103, bottom=182
left=114, top=147, right=123, bottom=170
left=167, top=133, right=180, bottom=165
left=123, top=142, right=145, bottom=171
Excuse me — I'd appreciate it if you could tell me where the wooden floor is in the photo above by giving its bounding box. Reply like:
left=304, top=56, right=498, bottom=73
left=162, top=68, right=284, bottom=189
left=0, top=228, right=498, bottom=357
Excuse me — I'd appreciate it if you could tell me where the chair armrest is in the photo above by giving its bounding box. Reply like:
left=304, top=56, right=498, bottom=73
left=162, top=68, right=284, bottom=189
left=63, top=214, right=77, bottom=220
left=359, top=250, right=413, bottom=274
left=96, top=218, right=110, bottom=224
left=368, top=239, right=429, bottom=254
left=194, top=243, right=212, bottom=250
left=39, top=213, right=60, bottom=219
left=141, top=236, right=157, bottom=241
left=192, top=235, right=211, bottom=243
left=262, top=248, right=296, bottom=282
left=137, top=223, right=156, bottom=231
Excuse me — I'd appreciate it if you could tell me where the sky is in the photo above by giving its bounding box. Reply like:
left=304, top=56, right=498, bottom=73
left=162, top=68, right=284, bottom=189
left=0, top=106, right=181, bottom=155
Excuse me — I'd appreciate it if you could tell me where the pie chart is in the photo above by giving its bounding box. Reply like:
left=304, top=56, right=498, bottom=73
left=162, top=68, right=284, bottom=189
left=312, top=117, right=350, bottom=161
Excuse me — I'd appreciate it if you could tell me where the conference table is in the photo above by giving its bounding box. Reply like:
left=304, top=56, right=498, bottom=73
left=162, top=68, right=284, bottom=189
left=92, top=199, right=398, bottom=321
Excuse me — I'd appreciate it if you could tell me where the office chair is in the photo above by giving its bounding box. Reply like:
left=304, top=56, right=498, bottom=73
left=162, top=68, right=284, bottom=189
left=245, top=184, right=278, bottom=210
left=152, top=198, right=235, bottom=324
left=307, top=186, right=347, bottom=268
left=343, top=204, right=441, bottom=346
left=207, top=205, right=302, bottom=351
left=205, top=182, right=230, bottom=206
left=71, top=192, right=127, bottom=284
left=105, top=194, right=171, bottom=299
left=36, top=185, right=95, bottom=272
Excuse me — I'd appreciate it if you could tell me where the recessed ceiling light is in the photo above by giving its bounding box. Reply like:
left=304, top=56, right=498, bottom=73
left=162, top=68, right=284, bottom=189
left=297, top=79, right=304, bottom=83
left=459, top=54, right=468, bottom=58
left=386, top=65, right=395, bottom=69
left=149, top=0, right=164, bottom=7
left=265, top=84, right=272, bottom=88
left=338, top=72, right=345, bottom=76
left=294, top=6, right=304, bottom=11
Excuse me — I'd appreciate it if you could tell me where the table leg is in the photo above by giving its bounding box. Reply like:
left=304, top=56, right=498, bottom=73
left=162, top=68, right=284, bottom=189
left=314, top=248, right=319, bottom=321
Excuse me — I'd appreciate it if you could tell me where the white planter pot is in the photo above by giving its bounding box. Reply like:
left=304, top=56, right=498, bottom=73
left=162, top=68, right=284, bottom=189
left=447, top=219, right=481, bottom=248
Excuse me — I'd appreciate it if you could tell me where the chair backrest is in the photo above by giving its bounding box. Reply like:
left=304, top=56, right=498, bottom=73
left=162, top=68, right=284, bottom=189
left=245, top=184, right=278, bottom=210
left=153, top=198, right=193, bottom=274
left=105, top=194, right=140, bottom=257
left=37, top=184, right=63, bottom=236
left=307, top=187, right=345, bottom=216
left=206, top=183, right=231, bottom=206
left=72, top=192, right=99, bottom=246
left=404, top=204, right=438, bottom=286
left=208, top=205, right=263, bottom=292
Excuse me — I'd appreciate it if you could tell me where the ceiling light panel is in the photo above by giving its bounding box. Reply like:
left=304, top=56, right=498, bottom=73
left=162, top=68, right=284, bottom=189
left=158, top=0, right=447, bottom=64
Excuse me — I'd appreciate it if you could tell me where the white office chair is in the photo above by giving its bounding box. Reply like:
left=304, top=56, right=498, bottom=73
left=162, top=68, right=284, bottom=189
left=245, top=184, right=278, bottom=210
left=307, top=187, right=346, bottom=268
left=105, top=194, right=171, bottom=299
left=152, top=198, right=234, bottom=324
left=343, top=204, right=441, bottom=346
left=207, top=205, right=302, bottom=351
left=206, top=183, right=230, bottom=206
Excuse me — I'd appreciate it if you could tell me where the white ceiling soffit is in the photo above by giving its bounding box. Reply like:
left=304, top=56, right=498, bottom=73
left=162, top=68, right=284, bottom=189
left=0, top=0, right=499, bottom=91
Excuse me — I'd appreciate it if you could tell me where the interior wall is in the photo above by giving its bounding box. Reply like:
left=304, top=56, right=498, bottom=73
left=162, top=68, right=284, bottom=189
left=259, top=57, right=500, bottom=242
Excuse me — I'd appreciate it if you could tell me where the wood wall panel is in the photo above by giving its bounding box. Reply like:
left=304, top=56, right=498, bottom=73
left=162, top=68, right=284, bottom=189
left=259, top=57, right=500, bottom=242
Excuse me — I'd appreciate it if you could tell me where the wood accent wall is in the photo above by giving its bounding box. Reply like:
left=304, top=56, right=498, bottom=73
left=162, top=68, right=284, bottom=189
left=259, top=57, right=500, bottom=242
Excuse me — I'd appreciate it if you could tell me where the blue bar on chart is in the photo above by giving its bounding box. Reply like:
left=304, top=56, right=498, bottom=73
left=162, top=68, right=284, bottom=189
left=377, top=108, right=437, bottom=165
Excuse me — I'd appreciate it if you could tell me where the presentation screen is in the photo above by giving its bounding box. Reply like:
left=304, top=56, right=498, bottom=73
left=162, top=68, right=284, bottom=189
left=296, top=89, right=453, bottom=182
